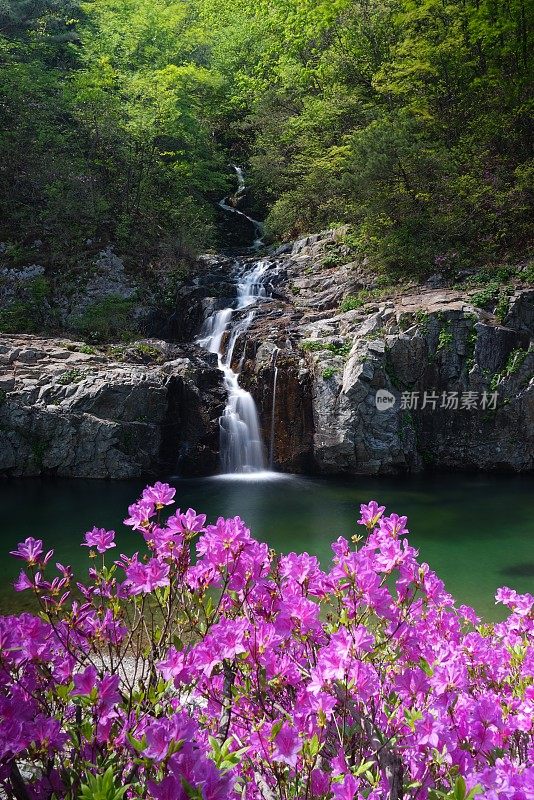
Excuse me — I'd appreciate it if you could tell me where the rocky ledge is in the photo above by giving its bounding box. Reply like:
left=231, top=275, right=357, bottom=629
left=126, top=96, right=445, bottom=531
left=0, top=336, right=224, bottom=478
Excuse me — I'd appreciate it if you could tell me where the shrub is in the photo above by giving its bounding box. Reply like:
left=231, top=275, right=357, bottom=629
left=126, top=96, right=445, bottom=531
left=0, top=486, right=532, bottom=799
left=437, top=326, right=453, bottom=352
left=0, top=277, right=52, bottom=334
left=301, top=339, right=351, bottom=357
left=0, top=301, right=38, bottom=333
left=57, top=368, right=85, bottom=385
left=70, top=296, right=138, bottom=342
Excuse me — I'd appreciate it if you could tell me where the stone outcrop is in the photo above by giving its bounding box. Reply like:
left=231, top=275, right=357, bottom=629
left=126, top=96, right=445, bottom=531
left=228, top=232, right=533, bottom=474
left=0, top=336, right=224, bottom=478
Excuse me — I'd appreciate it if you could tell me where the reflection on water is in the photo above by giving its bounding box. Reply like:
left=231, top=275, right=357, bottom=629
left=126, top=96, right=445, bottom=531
left=0, top=473, right=532, bottom=619
left=500, top=563, right=534, bottom=578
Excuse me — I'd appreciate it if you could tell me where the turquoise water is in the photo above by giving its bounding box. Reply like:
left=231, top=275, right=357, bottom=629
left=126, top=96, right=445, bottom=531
left=0, top=473, right=532, bottom=619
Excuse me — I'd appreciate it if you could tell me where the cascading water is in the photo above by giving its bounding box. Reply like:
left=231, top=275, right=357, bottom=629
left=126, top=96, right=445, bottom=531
left=218, top=165, right=264, bottom=250
left=197, top=166, right=278, bottom=474
left=197, top=260, right=271, bottom=474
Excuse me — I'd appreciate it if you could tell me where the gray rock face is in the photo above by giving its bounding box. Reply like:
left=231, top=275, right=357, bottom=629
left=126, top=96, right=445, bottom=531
left=0, top=336, right=224, bottom=478
left=234, top=232, right=533, bottom=474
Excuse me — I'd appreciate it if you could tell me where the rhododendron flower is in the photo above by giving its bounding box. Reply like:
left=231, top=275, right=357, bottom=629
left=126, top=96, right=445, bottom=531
left=167, top=507, right=207, bottom=534
left=358, top=500, right=385, bottom=528
left=333, top=774, right=360, bottom=800
left=142, top=482, right=176, bottom=508
left=147, top=776, right=183, bottom=800
left=124, top=500, right=156, bottom=530
left=72, top=665, right=98, bottom=696
left=125, top=557, right=170, bottom=594
left=10, top=536, right=50, bottom=566
left=0, top=494, right=532, bottom=800
left=82, top=526, right=116, bottom=553
left=157, top=647, right=192, bottom=686
left=13, top=570, right=33, bottom=591
left=495, top=586, right=518, bottom=606
left=379, top=512, right=409, bottom=537
left=272, top=722, right=300, bottom=768
left=98, top=674, right=120, bottom=716
left=29, top=715, right=68, bottom=754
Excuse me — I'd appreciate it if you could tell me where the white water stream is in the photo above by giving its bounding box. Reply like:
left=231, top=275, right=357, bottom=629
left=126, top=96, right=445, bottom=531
left=218, top=165, right=264, bottom=250
left=197, top=261, right=271, bottom=473
left=198, top=167, right=274, bottom=474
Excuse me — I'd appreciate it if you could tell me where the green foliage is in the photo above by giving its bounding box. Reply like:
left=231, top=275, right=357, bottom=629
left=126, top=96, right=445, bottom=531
left=301, top=339, right=351, bottom=357
left=0, top=0, right=532, bottom=288
left=242, top=0, right=532, bottom=274
left=490, top=346, right=531, bottom=390
left=0, top=302, right=38, bottom=334
left=430, top=775, right=483, bottom=800
left=79, top=766, right=129, bottom=800
left=322, top=366, right=337, bottom=379
left=300, top=340, right=329, bottom=352
left=0, top=276, right=52, bottom=333
left=58, top=368, right=85, bottom=385
left=208, top=736, right=249, bottom=773
left=70, top=297, right=137, bottom=342
left=470, top=284, right=501, bottom=309
left=437, top=326, right=453, bottom=352
left=0, top=0, right=225, bottom=270
left=340, top=291, right=376, bottom=312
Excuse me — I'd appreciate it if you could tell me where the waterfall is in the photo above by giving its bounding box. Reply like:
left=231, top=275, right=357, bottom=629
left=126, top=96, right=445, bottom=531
left=196, top=167, right=277, bottom=474
left=197, top=260, right=271, bottom=474
left=218, top=166, right=264, bottom=250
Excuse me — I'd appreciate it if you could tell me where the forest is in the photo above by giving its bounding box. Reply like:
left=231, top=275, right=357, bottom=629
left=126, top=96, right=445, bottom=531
left=0, top=0, right=532, bottom=279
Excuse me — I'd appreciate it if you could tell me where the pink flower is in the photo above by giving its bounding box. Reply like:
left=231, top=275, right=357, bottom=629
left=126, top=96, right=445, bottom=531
left=358, top=501, right=385, bottom=529
left=158, top=647, right=191, bottom=686
left=82, top=527, right=116, bottom=553
left=125, top=558, right=170, bottom=594
left=272, top=722, right=300, bottom=768
left=98, top=674, right=120, bottom=714
left=10, top=537, right=50, bottom=566
left=124, top=500, right=156, bottom=530
left=495, top=586, right=518, bottom=607
left=142, top=482, right=176, bottom=508
left=29, top=715, right=68, bottom=754
left=379, top=512, right=408, bottom=537
left=13, top=570, right=33, bottom=592
left=167, top=508, right=207, bottom=535
left=72, top=665, right=98, bottom=696
left=147, top=776, right=183, bottom=800
left=332, top=774, right=359, bottom=800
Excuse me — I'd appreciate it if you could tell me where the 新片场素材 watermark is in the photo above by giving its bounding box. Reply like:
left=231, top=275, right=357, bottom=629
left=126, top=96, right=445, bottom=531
left=375, top=389, right=498, bottom=412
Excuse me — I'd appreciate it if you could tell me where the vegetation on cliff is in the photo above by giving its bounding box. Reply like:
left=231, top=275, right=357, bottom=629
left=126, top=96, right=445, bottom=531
left=0, top=0, right=532, bottom=278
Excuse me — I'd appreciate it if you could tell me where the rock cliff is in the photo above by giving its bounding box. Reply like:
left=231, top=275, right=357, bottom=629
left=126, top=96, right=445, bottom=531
left=232, top=232, right=534, bottom=474
left=0, top=229, right=532, bottom=478
left=0, top=337, right=224, bottom=478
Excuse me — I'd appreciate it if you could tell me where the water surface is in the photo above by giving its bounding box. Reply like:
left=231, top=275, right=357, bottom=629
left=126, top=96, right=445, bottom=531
left=1, top=473, right=532, bottom=619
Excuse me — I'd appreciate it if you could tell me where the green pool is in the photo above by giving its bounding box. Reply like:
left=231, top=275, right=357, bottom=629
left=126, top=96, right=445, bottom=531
left=1, top=473, right=532, bottom=619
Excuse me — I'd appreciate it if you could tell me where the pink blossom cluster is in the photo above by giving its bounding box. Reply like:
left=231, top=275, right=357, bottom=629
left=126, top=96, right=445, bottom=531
left=1, top=484, right=532, bottom=800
